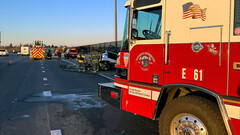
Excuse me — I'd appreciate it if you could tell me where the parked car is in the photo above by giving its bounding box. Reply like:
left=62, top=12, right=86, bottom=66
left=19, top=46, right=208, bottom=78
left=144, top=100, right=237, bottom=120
left=0, top=49, right=9, bottom=56
left=99, top=45, right=119, bottom=70
left=64, top=49, right=78, bottom=59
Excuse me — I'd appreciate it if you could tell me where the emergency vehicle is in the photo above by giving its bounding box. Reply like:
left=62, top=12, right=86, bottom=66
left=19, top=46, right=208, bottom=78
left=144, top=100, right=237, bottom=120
left=30, top=40, right=45, bottom=60
left=21, top=46, right=30, bottom=55
left=98, top=0, right=240, bottom=134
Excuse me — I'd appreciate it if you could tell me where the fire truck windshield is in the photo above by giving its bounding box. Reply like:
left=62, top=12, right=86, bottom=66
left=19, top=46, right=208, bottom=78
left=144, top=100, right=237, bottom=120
left=35, top=41, right=42, bottom=46
left=121, top=7, right=129, bottom=52
left=132, top=7, right=162, bottom=40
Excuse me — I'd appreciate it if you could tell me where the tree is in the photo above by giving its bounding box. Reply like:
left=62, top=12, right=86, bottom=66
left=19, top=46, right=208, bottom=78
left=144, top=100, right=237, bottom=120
left=9, top=43, right=13, bottom=48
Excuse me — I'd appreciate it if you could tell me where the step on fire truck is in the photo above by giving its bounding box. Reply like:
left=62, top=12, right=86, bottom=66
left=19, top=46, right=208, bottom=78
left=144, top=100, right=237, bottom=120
left=98, top=0, right=240, bottom=134
left=30, top=40, right=45, bottom=60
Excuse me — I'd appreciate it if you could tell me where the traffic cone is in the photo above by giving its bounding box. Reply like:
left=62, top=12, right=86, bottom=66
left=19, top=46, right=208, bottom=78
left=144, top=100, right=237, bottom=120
left=8, top=60, right=11, bottom=65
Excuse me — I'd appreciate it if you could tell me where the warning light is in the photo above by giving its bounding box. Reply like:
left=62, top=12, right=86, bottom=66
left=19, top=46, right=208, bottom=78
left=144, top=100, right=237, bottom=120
left=111, top=91, right=118, bottom=99
left=237, top=64, right=240, bottom=68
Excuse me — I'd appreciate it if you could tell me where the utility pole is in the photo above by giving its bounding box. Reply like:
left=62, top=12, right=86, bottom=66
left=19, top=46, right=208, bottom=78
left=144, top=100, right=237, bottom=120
left=0, top=31, right=1, bottom=46
left=115, top=0, right=118, bottom=48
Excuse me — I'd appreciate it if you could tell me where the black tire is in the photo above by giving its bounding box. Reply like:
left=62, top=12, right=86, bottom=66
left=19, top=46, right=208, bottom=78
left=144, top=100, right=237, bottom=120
left=159, top=95, right=227, bottom=135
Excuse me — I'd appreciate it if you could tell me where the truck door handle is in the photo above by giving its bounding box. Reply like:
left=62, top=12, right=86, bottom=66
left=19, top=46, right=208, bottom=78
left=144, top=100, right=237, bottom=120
left=165, top=30, right=171, bottom=65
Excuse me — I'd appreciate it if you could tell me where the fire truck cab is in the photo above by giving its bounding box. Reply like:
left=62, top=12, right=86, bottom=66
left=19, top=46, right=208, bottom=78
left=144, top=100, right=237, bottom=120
left=99, top=0, right=240, bottom=134
left=30, top=40, right=45, bottom=60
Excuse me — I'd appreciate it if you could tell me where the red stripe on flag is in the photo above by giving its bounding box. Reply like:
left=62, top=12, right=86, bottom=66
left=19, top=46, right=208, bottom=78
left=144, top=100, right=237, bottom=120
left=201, top=8, right=207, bottom=21
left=183, top=11, right=192, bottom=19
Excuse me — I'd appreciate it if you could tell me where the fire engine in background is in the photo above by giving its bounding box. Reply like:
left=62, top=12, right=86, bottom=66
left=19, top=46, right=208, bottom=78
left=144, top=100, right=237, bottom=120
left=99, top=0, right=240, bottom=134
left=30, top=40, right=45, bottom=60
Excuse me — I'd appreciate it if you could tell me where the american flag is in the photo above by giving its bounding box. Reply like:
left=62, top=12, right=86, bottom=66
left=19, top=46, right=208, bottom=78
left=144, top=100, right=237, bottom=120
left=183, top=2, right=193, bottom=19
left=183, top=3, right=207, bottom=21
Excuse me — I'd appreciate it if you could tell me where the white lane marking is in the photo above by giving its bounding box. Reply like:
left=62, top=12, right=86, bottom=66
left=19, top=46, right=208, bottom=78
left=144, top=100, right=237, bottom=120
left=42, top=67, right=44, bottom=69
left=42, top=71, right=45, bottom=73
left=43, top=91, right=52, bottom=97
left=114, top=82, right=128, bottom=89
left=46, top=103, right=51, bottom=135
left=152, top=91, right=160, bottom=101
left=129, top=86, right=151, bottom=100
left=19, top=114, right=30, bottom=118
left=43, top=78, right=48, bottom=81
left=44, top=84, right=50, bottom=86
left=99, top=74, right=114, bottom=81
left=61, top=59, right=77, bottom=66
left=51, top=129, right=62, bottom=135
left=225, top=104, right=240, bottom=120
left=11, top=114, right=30, bottom=120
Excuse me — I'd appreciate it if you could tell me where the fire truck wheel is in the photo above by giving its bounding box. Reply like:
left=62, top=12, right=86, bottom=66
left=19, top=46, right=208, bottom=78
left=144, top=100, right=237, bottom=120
left=159, top=95, right=227, bottom=135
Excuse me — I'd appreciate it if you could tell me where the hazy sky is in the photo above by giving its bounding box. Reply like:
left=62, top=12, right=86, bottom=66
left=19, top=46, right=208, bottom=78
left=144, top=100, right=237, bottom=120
left=0, top=0, right=127, bottom=46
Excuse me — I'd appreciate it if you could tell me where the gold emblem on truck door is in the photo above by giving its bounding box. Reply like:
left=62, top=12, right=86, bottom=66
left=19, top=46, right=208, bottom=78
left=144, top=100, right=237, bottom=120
left=233, top=62, right=240, bottom=70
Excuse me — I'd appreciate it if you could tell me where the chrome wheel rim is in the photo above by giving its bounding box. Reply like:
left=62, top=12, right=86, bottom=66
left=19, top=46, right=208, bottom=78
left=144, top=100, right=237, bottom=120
left=170, top=113, right=208, bottom=135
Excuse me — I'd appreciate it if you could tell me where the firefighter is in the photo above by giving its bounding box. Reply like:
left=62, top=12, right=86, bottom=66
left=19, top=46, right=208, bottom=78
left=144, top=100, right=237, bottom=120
left=89, top=47, right=100, bottom=73
left=76, top=51, right=86, bottom=72
left=57, top=50, right=62, bottom=60
left=47, top=48, right=52, bottom=60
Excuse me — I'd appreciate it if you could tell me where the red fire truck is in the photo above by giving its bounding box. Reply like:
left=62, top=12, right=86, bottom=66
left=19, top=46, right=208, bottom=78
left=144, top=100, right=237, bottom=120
left=30, top=40, right=45, bottom=60
left=99, top=0, right=240, bottom=134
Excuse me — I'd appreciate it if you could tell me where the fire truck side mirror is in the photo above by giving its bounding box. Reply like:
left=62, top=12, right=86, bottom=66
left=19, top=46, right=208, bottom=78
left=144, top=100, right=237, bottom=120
left=131, top=28, right=138, bottom=39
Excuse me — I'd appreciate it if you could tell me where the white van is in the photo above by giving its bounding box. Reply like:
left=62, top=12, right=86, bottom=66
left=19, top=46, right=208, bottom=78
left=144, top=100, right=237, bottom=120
left=21, top=46, right=30, bottom=55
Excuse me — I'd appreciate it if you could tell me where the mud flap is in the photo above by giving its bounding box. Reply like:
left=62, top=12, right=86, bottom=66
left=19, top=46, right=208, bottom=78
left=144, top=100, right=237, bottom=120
left=98, top=82, right=121, bottom=109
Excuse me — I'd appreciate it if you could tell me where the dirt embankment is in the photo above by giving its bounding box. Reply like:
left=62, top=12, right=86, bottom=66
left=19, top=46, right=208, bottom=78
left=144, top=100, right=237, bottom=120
left=0, top=46, right=21, bottom=53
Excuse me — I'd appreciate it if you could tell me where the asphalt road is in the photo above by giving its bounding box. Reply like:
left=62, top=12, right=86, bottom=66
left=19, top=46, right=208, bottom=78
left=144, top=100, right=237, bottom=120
left=0, top=54, right=158, bottom=135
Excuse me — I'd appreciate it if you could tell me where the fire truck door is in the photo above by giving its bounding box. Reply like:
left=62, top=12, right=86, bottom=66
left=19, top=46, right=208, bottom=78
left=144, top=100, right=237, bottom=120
left=128, top=7, right=164, bottom=118
left=128, top=44, right=164, bottom=118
